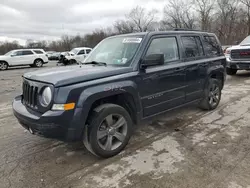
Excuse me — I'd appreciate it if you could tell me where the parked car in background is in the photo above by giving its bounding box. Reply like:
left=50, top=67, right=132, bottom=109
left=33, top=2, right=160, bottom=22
left=0, top=49, right=48, bottom=70
left=69, top=47, right=92, bottom=63
left=48, top=52, right=60, bottom=61
left=13, top=30, right=226, bottom=158
left=225, top=35, right=250, bottom=75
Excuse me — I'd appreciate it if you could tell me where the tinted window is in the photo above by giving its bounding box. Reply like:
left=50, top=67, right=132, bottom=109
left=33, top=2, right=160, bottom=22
left=146, top=37, right=179, bottom=64
left=33, top=50, right=44, bottom=54
left=86, top=49, right=91, bottom=54
left=78, top=50, right=85, bottom=55
left=182, top=36, right=204, bottom=58
left=204, top=36, right=221, bottom=56
left=12, top=51, right=22, bottom=56
left=22, top=50, right=33, bottom=55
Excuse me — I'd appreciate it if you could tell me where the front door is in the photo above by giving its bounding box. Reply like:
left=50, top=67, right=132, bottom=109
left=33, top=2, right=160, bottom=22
left=76, top=50, right=86, bottom=63
left=8, top=50, right=25, bottom=66
left=138, top=36, right=187, bottom=117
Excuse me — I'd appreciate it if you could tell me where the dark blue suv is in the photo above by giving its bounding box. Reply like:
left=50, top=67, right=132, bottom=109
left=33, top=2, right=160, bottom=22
left=12, top=30, right=226, bottom=158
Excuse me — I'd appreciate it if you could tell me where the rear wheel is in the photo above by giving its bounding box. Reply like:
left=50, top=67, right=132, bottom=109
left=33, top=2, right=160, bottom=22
left=34, top=59, right=43, bottom=67
left=199, top=78, right=222, bottom=110
left=0, top=62, right=8, bottom=70
left=84, top=104, right=133, bottom=158
left=226, top=67, right=237, bottom=75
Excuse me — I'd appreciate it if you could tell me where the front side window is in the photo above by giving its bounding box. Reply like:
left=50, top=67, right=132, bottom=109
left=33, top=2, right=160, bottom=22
left=84, top=36, right=143, bottom=66
left=78, top=50, right=85, bottom=55
left=146, top=37, right=179, bottom=64
left=182, top=36, right=204, bottom=58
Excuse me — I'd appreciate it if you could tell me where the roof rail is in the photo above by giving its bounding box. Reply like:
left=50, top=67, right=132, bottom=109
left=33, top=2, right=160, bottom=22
left=173, top=28, right=202, bottom=32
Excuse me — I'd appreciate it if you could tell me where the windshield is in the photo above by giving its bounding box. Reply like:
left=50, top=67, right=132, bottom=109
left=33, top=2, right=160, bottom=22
left=70, top=48, right=78, bottom=55
left=240, top=36, right=250, bottom=45
left=4, top=50, right=14, bottom=56
left=83, top=36, right=143, bottom=66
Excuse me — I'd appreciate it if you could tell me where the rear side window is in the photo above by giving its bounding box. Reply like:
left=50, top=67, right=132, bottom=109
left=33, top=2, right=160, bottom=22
left=22, top=50, right=33, bottom=55
left=181, top=36, right=204, bottom=58
left=203, top=36, right=222, bottom=56
left=86, top=49, right=91, bottom=54
left=33, top=50, right=44, bottom=54
left=146, top=37, right=179, bottom=64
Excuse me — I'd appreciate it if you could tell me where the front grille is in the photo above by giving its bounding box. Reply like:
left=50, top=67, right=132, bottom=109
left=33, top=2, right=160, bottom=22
left=22, top=81, right=38, bottom=108
left=231, top=49, right=250, bottom=60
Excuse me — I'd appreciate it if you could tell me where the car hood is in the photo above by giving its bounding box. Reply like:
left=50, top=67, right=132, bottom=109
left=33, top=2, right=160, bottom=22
left=228, top=45, right=250, bottom=50
left=0, top=55, right=8, bottom=60
left=23, top=65, right=133, bottom=87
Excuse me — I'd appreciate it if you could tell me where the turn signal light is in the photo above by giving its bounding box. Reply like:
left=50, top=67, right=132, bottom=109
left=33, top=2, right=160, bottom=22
left=52, top=103, right=75, bottom=111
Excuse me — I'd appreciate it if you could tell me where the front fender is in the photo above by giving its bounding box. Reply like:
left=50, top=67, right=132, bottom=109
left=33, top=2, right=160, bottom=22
left=77, top=80, right=141, bottom=111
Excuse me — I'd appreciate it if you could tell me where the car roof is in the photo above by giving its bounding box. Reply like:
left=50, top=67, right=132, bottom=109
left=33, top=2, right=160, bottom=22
left=72, top=47, right=92, bottom=50
left=108, top=30, right=215, bottom=38
left=13, top=49, right=45, bottom=51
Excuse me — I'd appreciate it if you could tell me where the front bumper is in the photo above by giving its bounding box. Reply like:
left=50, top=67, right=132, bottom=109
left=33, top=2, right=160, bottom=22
left=12, top=95, right=82, bottom=141
left=226, top=58, right=250, bottom=70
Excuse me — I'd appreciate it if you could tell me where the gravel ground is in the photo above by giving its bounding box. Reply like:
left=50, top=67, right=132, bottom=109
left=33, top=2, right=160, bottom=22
left=1, top=63, right=250, bottom=188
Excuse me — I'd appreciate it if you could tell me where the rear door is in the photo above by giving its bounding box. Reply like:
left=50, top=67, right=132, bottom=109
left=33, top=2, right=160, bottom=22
left=138, top=35, right=187, bottom=117
left=181, top=35, right=207, bottom=102
left=21, top=50, right=35, bottom=64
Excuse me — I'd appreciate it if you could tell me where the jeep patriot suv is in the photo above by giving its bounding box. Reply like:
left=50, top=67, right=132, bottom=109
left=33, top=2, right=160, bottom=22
left=12, top=30, right=226, bottom=158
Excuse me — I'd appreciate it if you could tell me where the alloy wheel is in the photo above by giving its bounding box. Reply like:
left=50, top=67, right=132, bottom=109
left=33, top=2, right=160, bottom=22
left=208, top=83, right=220, bottom=107
left=0, top=62, right=7, bottom=70
left=97, top=114, right=127, bottom=151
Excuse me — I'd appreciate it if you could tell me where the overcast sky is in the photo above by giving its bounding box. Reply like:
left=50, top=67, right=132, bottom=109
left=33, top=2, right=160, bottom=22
left=0, top=0, right=163, bottom=45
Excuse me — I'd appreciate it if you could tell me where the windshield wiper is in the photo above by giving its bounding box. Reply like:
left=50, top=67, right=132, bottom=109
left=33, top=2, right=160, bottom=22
left=83, top=61, right=107, bottom=66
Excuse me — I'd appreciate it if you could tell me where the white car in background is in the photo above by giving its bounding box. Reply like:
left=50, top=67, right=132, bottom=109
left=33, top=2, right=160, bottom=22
left=0, top=49, right=48, bottom=70
left=69, top=47, right=92, bottom=63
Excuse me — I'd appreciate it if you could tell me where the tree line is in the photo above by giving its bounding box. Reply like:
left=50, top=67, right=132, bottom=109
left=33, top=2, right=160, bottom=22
left=1, top=0, right=250, bottom=55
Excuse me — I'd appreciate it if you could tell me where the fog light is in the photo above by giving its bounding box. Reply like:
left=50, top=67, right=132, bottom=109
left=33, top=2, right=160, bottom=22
left=52, top=103, right=75, bottom=111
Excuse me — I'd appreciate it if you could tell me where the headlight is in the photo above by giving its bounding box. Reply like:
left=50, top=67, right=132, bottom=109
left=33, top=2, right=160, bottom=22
left=40, top=87, right=52, bottom=107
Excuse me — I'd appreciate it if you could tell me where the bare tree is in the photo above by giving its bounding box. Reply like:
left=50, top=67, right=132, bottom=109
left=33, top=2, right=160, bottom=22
left=113, top=20, right=135, bottom=34
left=126, top=6, right=158, bottom=32
left=195, top=0, right=214, bottom=31
left=162, top=0, right=197, bottom=29
left=240, top=0, right=250, bottom=35
left=214, top=0, right=240, bottom=44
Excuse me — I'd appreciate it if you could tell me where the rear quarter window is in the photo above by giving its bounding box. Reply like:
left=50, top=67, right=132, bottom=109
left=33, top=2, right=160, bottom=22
left=203, top=36, right=222, bottom=56
left=33, top=50, right=44, bottom=54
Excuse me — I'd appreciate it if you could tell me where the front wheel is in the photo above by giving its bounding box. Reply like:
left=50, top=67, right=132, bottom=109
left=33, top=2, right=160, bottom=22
left=226, top=68, right=237, bottom=75
left=199, top=78, right=222, bottom=110
left=0, top=62, right=8, bottom=70
left=84, top=104, right=133, bottom=158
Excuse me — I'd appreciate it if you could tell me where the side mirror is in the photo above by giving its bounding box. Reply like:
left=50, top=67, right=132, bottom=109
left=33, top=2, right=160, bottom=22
left=140, top=54, right=164, bottom=69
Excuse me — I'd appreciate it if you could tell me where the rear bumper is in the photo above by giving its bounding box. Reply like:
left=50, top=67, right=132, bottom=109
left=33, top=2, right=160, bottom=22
left=12, top=95, right=84, bottom=141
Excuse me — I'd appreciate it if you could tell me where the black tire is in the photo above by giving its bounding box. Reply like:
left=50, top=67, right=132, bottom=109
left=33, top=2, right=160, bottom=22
left=0, top=61, right=8, bottom=71
left=226, top=68, right=237, bottom=75
left=34, top=59, right=43, bottom=67
left=199, top=78, right=222, bottom=110
left=85, top=104, right=133, bottom=158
